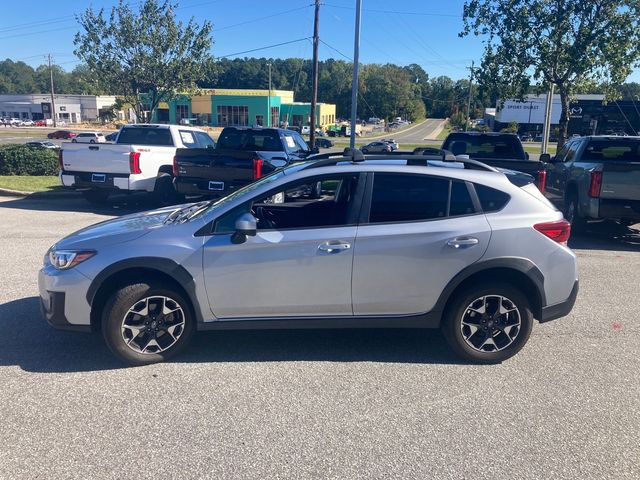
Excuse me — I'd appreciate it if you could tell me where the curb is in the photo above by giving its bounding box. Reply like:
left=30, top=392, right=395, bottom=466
left=0, top=187, right=80, bottom=199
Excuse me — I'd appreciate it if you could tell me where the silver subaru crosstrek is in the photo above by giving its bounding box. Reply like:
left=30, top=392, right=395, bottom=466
left=39, top=151, right=579, bottom=366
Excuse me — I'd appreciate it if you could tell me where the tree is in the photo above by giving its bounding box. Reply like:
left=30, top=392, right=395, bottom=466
left=462, top=0, right=640, bottom=146
left=74, top=0, right=213, bottom=123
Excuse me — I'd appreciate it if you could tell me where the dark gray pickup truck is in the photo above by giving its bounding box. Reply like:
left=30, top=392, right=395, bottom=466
left=542, top=136, right=640, bottom=229
left=174, top=127, right=315, bottom=198
left=441, top=132, right=547, bottom=191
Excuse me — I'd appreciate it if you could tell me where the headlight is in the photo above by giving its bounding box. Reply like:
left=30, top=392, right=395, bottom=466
left=48, top=249, right=96, bottom=270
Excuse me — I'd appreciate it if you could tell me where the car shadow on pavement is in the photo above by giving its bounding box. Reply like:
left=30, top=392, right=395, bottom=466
left=568, top=222, right=640, bottom=252
left=0, top=297, right=461, bottom=373
left=0, top=191, right=164, bottom=216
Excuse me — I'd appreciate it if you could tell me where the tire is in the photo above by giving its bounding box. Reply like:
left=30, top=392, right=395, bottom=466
left=102, top=282, right=195, bottom=366
left=361, top=148, right=368, bottom=154
left=565, top=193, right=586, bottom=233
left=82, top=188, right=110, bottom=204
left=153, top=173, right=180, bottom=206
left=441, top=282, right=534, bottom=364
left=90, top=139, right=96, bottom=144
left=71, top=139, right=77, bottom=143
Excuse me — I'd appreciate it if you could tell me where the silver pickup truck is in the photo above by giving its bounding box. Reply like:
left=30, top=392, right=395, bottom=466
left=542, top=136, right=640, bottom=230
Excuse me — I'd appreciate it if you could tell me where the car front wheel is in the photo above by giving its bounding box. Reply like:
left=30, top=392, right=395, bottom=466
left=102, top=282, right=195, bottom=366
left=441, top=283, right=533, bottom=364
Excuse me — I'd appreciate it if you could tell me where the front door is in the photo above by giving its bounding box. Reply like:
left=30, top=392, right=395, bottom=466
left=202, top=173, right=363, bottom=319
left=352, top=173, right=491, bottom=316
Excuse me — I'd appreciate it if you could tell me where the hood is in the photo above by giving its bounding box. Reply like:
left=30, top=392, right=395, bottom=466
left=54, top=203, right=193, bottom=250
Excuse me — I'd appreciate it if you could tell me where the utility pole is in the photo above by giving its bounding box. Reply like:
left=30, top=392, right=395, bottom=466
left=350, top=0, right=362, bottom=149
left=541, top=84, right=555, bottom=154
left=48, top=54, right=57, bottom=127
left=465, top=60, right=474, bottom=132
left=309, top=0, right=320, bottom=149
left=267, top=62, right=272, bottom=127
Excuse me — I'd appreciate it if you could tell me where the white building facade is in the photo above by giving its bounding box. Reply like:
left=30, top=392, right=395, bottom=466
left=0, top=94, right=118, bottom=123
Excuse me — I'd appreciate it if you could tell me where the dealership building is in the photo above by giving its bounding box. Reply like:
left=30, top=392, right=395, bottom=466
left=490, top=94, right=640, bottom=136
left=149, top=88, right=336, bottom=128
left=0, top=94, right=118, bottom=123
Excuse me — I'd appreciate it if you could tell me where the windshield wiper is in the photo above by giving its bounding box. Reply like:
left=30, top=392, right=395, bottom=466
left=164, top=201, right=211, bottom=225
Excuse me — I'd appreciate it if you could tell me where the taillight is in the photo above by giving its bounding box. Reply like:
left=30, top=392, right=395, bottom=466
left=58, top=149, right=64, bottom=172
left=129, top=152, right=141, bottom=174
left=172, top=156, right=178, bottom=177
left=253, top=158, right=263, bottom=180
left=589, top=171, right=602, bottom=198
left=534, top=219, right=571, bottom=245
left=537, top=170, right=547, bottom=193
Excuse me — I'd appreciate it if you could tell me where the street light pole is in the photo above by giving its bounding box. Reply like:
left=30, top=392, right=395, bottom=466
left=349, top=0, right=362, bottom=149
left=541, top=84, right=555, bottom=154
left=464, top=60, right=474, bottom=132
left=267, top=62, right=272, bottom=127
left=48, top=54, right=57, bottom=127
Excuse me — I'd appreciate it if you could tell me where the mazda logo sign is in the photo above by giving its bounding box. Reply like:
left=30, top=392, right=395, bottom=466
left=570, top=106, right=583, bottom=115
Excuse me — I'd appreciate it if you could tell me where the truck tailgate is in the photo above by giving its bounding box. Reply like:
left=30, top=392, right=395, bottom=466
left=177, top=149, right=256, bottom=183
left=61, top=143, right=133, bottom=174
left=600, top=162, right=640, bottom=201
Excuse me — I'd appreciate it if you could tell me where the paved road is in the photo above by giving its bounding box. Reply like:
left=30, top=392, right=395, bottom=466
left=380, top=118, right=445, bottom=144
left=0, top=194, right=639, bottom=479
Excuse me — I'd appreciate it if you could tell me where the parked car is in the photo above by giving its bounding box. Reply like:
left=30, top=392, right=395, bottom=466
left=105, top=131, right=119, bottom=142
left=26, top=141, right=59, bottom=149
left=174, top=126, right=314, bottom=198
left=382, top=138, right=399, bottom=150
left=441, top=132, right=547, bottom=191
left=34, top=120, right=48, bottom=127
left=361, top=141, right=393, bottom=153
left=71, top=132, right=106, bottom=144
left=21, top=119, right=34, bottom=126
left=48, top=130, right=76, bottom=140
left=39, top=150, right=579, bottom=366
left=301, top=125, right=310, bottom=135
left=315, top=138, right=334, bottom=148
left=541, top=135, right=640, bottom=230
left=59, top=124, right=213, bottom=204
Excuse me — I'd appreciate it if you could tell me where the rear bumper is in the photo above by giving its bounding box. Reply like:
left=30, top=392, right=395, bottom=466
left=60, top=171, right=156, bottom=192
left=174, top=176, right=239, bottom=198
left=540, top=280, right=579, bottom=323
left=597, top=199, right=640, bottom=222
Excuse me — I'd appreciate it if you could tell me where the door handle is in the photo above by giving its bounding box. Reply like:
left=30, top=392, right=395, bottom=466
left=318, top=242, right=351, bottom=253
left=446, top=237, right=479, bottom=249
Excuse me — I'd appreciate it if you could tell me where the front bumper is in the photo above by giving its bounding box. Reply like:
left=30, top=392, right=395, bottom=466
left=38, top=265, right=93, bottom=331
left=539, top=280, right=579, bottom=323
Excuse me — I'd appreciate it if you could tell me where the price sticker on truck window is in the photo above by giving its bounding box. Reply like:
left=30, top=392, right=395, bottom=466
left=284, top=136, right=296, bottom=149
left=180, top=131, right=195, bottom=145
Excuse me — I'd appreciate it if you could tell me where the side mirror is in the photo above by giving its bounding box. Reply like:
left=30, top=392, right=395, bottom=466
left=539, top=153, right=551, bottom=163
left=311, top=147, right=320, bottom=154
left=231, top=212, right=257, bottom=244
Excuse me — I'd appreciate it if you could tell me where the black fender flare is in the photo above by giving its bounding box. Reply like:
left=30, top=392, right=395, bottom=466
left=86, top=257, right=202, bottom=322
left=431, top=257, right=546, bottom=318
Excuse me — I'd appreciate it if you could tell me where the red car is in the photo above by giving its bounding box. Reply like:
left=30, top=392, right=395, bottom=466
left=34, top=120, right=47, bottom=127
left=47, top=130, right=76, bottom=139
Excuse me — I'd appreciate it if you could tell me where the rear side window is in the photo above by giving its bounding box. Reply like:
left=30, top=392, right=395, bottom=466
left=117, top=127, right=173, bottom=146
left=449, top=181, right=475, bottom=216
left=369, top=174, right=449, bottom=223
left=195, top=131, right=215, bottom=148
left=475, top=184, right=510, bottom=212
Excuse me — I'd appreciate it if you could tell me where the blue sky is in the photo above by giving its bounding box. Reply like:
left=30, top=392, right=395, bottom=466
left=1, top=0, right=638, bottom=83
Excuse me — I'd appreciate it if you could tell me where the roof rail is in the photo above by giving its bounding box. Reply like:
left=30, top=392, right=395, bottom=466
left=303, top=148, right=499, bottom=172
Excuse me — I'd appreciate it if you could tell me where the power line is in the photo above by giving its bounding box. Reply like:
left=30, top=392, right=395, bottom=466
left=215, top=5, right=312, bottom=32
left=323, top=3, right=460, bottom=18
left=218, top=37, right=312, bottom=58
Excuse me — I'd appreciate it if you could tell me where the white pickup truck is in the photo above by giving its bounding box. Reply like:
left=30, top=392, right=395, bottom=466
left=59, top=124, right=215, bottom=203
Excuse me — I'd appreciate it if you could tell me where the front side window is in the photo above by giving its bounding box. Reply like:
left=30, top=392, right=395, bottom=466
left=214, top=174, right=360, bottom=233
left=369, top=174, right=450, bottom=223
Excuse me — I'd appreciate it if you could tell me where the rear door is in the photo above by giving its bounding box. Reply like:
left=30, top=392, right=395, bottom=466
left=545, top=139, right=581, bottom=209
left=352, top=172, right=491, bottom=316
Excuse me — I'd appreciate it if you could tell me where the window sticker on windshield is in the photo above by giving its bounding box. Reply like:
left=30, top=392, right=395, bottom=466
left=180, top=131, right=195, bottom=144
left=284, top=136, right=296, bottom=148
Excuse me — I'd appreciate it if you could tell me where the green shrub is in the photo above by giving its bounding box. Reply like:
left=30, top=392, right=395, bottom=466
left=0, top=144, right=59, bottom=176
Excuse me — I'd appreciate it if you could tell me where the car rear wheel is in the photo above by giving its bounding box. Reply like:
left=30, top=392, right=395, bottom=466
left=153, top=173, right=180, bottom=206
left=102, top=282, right=195, bottom=366
left=442, top=283, right=533, bottom=364
left=71, top=139, right=77, bottom=143
left=82, top=188, right=110, bottom=204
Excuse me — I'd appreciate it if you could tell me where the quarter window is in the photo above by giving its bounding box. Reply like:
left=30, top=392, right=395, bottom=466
left=475, top=184, right=510, bottom=212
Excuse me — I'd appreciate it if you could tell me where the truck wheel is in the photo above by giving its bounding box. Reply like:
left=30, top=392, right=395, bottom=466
left=153, top=173, right=179, bottom=206
left=565, top=194, right=586, bottom=233
left=441, top=282, right=533, bottom=364
left=101, top=282, right=195, bottom=366
left=82, top=189, right=110, bottom=204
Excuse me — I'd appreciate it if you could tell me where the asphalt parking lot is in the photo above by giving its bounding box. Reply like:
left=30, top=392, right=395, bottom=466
left=0, top=193, right=638, bottom=480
